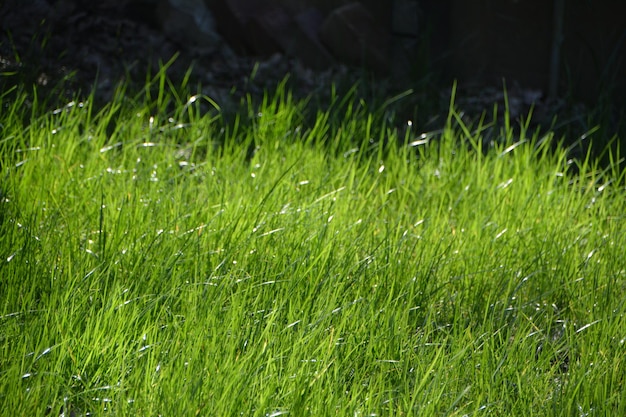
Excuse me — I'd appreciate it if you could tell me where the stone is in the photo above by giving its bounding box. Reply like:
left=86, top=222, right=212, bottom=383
left=292, top=8, right=335, bottom=69
left=208, top=0, right=333, bottom=69
left=245, top=5, right=289, bottom=56
left=208, top=0, right=277, bottom=54
left=256, top=7, right=333, bottom=70
left=392, top=0, right=420, bottom=37
left=294, top=7, right=324, bottom=40
left=319, top=2, right=389, bottom=74
left=156, top=0, right=221, bottom=49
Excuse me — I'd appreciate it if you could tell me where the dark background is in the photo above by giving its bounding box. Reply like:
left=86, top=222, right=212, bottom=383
left=1, top=0, right=624, bottom=152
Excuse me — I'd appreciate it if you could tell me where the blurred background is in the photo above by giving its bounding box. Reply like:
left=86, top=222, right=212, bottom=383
left=1, top=0, right=625, bottom=147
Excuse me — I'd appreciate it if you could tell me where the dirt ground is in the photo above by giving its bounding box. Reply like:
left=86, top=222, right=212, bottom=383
left=1, top=1, right=621, bottom=153
left=1, top=1, right=375, bottom=113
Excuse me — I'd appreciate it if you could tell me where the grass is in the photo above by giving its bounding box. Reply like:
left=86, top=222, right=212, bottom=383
left=1, top=75, right=625, bottom=416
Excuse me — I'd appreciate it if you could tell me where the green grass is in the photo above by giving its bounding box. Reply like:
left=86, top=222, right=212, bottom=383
left=1, top=78, right=625, bottom=416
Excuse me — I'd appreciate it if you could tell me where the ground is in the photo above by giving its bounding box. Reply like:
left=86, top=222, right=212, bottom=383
left=0, top=0, right=619, bottom=152
left=0, top=1, right=367, bottom=112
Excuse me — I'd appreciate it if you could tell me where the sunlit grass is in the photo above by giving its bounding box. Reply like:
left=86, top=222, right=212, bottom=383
left=1, top=77, right=625, bottom=416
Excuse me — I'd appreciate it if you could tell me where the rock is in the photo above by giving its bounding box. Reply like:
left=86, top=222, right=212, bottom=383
left=246, top=5, right=296, bottom=56
left=249, top=7, right=334, bottom=70
left=319, top=2, right=390, bottom=74
left=389, top=0, right=422, bottom=85
left=208, top=0, right=333, bottom=70
left=292, top=8, right=334, bottom=70
left=209, top=0, right=277, bottom=54
left=156, top=0, right=221, bottom=50
left=392, top=0, right=420, bottom=37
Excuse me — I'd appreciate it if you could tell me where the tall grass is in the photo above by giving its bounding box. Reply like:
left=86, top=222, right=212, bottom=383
left=1, top=77, right=625, bottom=416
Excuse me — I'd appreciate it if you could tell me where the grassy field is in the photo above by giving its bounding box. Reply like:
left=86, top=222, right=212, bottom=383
left=1, top=78, right=625, bottom=416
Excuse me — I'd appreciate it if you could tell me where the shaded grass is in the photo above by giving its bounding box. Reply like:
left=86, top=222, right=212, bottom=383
left=1, top=78, right=625, bottom=416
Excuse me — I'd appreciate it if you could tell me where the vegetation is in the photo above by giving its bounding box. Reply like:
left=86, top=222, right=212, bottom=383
left=1, top=75, right=625, bottom=416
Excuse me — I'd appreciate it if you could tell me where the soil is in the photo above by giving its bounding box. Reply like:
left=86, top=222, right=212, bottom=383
left=1, top=0, right=620, bottom=154
left=0, top=1, right=375, bottom=114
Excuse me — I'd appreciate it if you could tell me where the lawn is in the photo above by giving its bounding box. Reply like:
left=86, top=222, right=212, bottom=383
left=1, top=78, right=625, bottom=416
